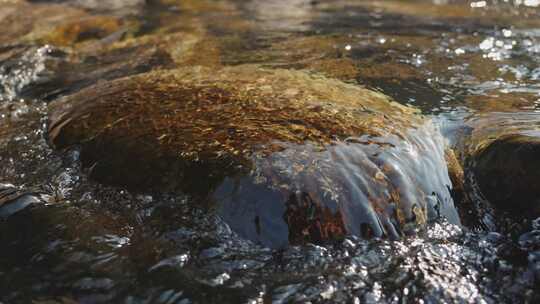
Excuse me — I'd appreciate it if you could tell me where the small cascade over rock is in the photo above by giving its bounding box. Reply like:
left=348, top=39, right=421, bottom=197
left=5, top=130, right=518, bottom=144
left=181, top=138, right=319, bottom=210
left=48, top=65, right=460, bottom=247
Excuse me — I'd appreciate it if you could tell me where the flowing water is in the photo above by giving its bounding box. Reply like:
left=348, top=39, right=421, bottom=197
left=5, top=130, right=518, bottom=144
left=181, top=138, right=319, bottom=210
left=1, top=0, right=540, bottom=303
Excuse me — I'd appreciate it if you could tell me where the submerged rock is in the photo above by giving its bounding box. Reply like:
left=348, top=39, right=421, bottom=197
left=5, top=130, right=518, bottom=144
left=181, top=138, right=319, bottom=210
left=0, top=42, right=175, bottom=102
left=0, top=184, right=46, bottom=218
left=0, top=1, right=139, bottom=48
left=245, top=35, right=359, bottom=81
left=26, top=44, right=174, bottom=101
left=0, top=0, right=225, bottom=102
left=48, top=65, right=460, bottom=247
left=464, top=112, right=540, bottom=218
left=36, top=15, right=126, bottom=47
left=0, top=2, right=82, bottom=45
left=28, top=0, right=146, bottom=14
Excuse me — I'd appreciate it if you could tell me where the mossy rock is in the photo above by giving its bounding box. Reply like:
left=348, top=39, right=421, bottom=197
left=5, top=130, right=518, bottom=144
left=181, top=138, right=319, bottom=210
left=48, top=65, right=460, bottom=247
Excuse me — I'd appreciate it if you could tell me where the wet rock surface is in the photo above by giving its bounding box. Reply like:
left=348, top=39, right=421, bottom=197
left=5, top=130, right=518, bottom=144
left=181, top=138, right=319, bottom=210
left=462, top=112, right=540, bottom=219
left=1, top=0, right=540, bottom=302
left=47, top=65, right=459, bottom=247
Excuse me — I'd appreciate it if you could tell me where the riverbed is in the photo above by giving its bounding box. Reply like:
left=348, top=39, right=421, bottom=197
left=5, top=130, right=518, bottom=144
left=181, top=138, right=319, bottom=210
left=1, top=1, right=540, bottom=303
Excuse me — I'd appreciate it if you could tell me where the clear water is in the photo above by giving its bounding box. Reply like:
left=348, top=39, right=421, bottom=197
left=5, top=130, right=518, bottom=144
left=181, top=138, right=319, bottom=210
left=1, top=0, right=540, bottom=303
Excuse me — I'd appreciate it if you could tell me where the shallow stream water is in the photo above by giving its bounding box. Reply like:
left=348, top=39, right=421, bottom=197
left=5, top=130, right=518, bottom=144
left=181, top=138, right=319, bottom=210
left=1, top=0, right=540, bottom=303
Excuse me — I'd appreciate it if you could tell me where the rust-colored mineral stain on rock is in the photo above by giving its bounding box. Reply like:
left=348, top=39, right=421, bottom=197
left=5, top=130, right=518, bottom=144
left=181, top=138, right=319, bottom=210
left=48, top=65, right=459, bottom=247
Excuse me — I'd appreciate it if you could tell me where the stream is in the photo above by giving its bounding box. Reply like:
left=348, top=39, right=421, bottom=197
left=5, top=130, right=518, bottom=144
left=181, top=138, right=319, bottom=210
left=1, top=0, right=540, bottom=303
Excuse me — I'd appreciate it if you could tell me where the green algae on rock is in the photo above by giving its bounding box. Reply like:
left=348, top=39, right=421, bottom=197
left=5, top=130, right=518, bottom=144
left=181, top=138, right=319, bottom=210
left=48, top=65, right=460, bottom=247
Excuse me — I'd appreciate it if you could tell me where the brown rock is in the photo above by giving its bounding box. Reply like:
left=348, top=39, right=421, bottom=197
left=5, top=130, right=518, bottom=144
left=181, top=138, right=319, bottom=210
left=465, top=112, right=540, bottom=218
left=48, top=65, right=460, bottom=247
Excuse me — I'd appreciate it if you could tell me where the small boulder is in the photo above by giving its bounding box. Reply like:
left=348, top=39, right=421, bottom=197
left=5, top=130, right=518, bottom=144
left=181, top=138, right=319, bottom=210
left=466, top=112, right=540, bottom=218
left=48, top=65, right=460, bottom=247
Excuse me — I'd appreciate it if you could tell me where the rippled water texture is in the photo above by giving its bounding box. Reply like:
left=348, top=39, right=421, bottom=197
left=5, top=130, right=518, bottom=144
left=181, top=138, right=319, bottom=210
left=1, top=0, right=540, bottom=303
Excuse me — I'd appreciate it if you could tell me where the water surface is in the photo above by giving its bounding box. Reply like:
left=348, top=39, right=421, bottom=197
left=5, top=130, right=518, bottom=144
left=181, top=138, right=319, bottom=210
left=1, top=0, right=540, bottom=303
